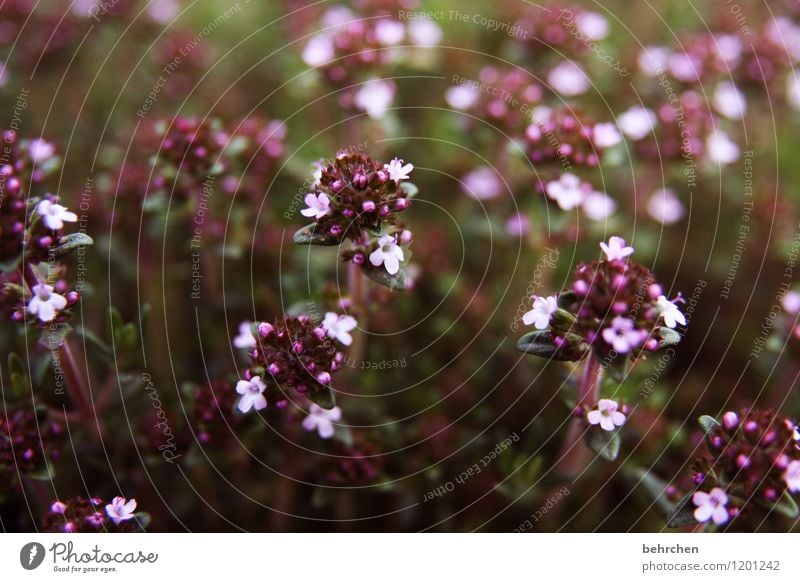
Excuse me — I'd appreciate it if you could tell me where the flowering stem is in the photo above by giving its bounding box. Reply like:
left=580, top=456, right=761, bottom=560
left=554, top=352, right=602, bottom=478
left=58, top=341, right=94, bottom=423
left=347, top=256, right=367, bottom=366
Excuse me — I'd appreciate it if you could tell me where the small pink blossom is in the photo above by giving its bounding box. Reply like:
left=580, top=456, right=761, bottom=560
left=692, top=488, right=729, bottom=525
left=602, top=316, right=645, bottom=353
left=105, top=496, right=137, bottom=525
left=236, top=376, right=267, bottom=413
left=302, top=403, right=342, bottom=439
left=301, top=193, right=331, bottom=219
left=587, top=399, right=626, bottom=431
left=384, top=158, right=414, bottom=182
left=600, top=236, right=634, bottom=261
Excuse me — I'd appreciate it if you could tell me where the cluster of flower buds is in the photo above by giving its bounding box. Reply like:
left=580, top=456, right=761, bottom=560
left=524, top=106, right=620, bottom=168
left=518, top=237, right=685, bottom=362
left=0, top=408, right=62, bottom=475
left=190, top=380, right=243, bottom=447
left=296, top=152, right=414, bottom=286
left=320, top=439, right=382, bottom=485
left=0, top=131, right=63, bottom=267
left=514, top=5, right=610, bottom=56
left=236, top=314, right=347, bottom=411
left=676, top=409, right=800, bottom=528
left=445, top=67, right=543, bottom=132
left=42, top=496, right=143, bottom=533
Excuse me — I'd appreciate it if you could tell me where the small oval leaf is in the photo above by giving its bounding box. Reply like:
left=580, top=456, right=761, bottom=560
left=292, top=223, right=342, bottom=246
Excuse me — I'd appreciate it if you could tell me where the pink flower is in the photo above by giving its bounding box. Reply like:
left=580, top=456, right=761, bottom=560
left=602, top=316, right=645, bottom=353
left=692, top=488, right=729, bottom=525
left=461, top=166, right=503, bottom=200
left=575, top=12, right=609, bottom=40
left=384, top=158, right=414, bottom=182
left=582, top=191, right=616, bottom=221
left=301, top=193, right=331, bottom=219
left=233, top=321, right=257, bottom=349
left=782, top=291, right=800, bottom=314
left=713, top=82, right=747, bottom=120
left=27, top=283, right=68, bottom=323
left=354, top=79, right=396, bottom=119
left=522, top=295, right=558, bottom=330
left=322, top=312, right=357, bottom=346
left=37, top=199, right=77, bottom=230
left=618, top=106, right=656, bottom=141
left=600, top=236, right=634, bottom=261
left=105, top=496, right=137, bottom=525
left=706, top=131, right=739, bottom=165
left=445, top=85, right=480, bottom=110
left=302, top=34, right=334, bottom=67
left=505, top=214, right=531, bottom=237
left=592, top=123, right=622, bottom=148
left=784, top=460, right=800, bottom=493
left=369, top=234, right=404, bottom=274
left=647, top=188, right=684, bottom=224
left=236, top=376, right=267, bottom=413
left=546, top=173, right=584, bottom=210
left=587, top=399, right=626, bottom=431
left=302, top=403, right=342, bottom=439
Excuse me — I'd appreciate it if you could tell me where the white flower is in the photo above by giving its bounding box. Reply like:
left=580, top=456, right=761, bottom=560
left=105, top=496, right=137, bottom=525
left=28, top=139, right=55, bottom=163
left=302, top=403, right=342, bottom=439
left=300, top=192, right=331, bottom=219
left=27, top=284, right=67, bottom=323
left=713, top=82, right=747, bottom=120
left=592, top=122, right=622, bottom=148
left=706, top=130, right=740, bottom=165
left=600, top=236, right=634, bottom=261
left=545, top=173, right=584, bottom=210
left=656, top=295, right=687, bottom=328
left=354, top=78, right=395, bottom=119
left=547, top=61, right=590, bottom=97
left=618, top=106, right=657, bottom=141
left=575, top=12, right=609, bottom=40
left=302, top=34, right=335, bottom=67
left=408, top=20, right=442, bottom=46
left=445, top=84, right=480, bottom=110
left=784, top=460, right=800, bottom=493
left=638, top=45, right=671, bottom=77
left=692, top=487, right=729, bottom=525
left=369, top=234, right=404, bottom=275
left=461, top=166, right=503, bottom=200
left=522, top=295, right=558, bottom=330
left=384, top=157, right=414, bottom=182
left=37, top=199, right=77, bottom=230
left=601, top=316, right=645, bottom=353
left=233, top=321, right=257, bottom=349
left=582, top=191, right=616, bottom=221
left=374, top=19, right=405, bottom=45
left=587, top=399, right=626, bottom=431
left=236, top=376, right=267, bottom=413
left=322, top=312, right=357, bottom=346
left=647, top=188, right=685, bottom=224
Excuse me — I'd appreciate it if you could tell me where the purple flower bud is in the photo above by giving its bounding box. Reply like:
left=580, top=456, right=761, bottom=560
left=761, top=430, right=776, bottom=445
left=648, top=284, right=663, bottom=300
left=292, top=341, right=303, bottom=354
left=296, top=383, right=307, bottom=393
left=612, top=301, right=627, bottom=314
left=376, top=170, right=388, bottom=183
left=400, top=229, right=412, bottom=244
left=313, top=326, right=326, bottom=340
left=645, top=338, right=658, bottom=350
left=395, top=198, right=408, bottom=210
left=352, top=253, right=365, bottom=265
left=744, top=420, right=758, bottom=432
left=332, top=180, right=344, bottom=192
left=38, top=236, right=53, bottom=248
left=330, top=225, right=343, bottom=237
left=63, top=522, right=77, bottom=533
left=268, top=363, right=281, bottom=375
left=763, top=488, right=778, bottom=502
left=692, top=472, right=705, bottom=485
left=722, top=411, right=739, bottom=430
left=379, top=205, right=390, bottom=216
left=362, top=200, right=376, bottom=213
left=777, top=454, right=791, bottom=469
left=51, top=501, right=67, bottom=514
left=736, top=454, right=750, bottom=468
left=573, top=280, right=589, bottom=295
left=316, top=372, right=332, bottom=385
left=710, top=436, right=723, bottom=448
left=66, top=291, right=79, bottom=305
left=343, top=208, right=354, bottom=218
left=353, top=172, right=368, bottom=189
left=258, top=322, right=273, bottom=337
left=276, top=399, right=288, bottom=408
left=334, top=352, right=345, bottom=363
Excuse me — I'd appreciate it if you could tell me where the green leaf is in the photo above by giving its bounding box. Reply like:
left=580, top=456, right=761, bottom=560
left=698, top=415, right=720, bottom=433
left=584, top=427, right=621, bottom=461
left=667, top=492, right=698, bottom=528
left=292, top=223, right=342, bottom=246
left=399, top=182, right=418, bottom=198
left=38, top=323, right=73, bottom=350
left=7, top=353, right=29, bottom=399
left=557, top=291, right=577, bottom=309
left=74, top=326, right=112, bottom=359
left=132, top=511, right=151, bottom=530
left=363, top=266, right=409, bottom=291
left=516, top=330, right=587, bottom=361
left=659, top=327, right=682, bottom=347
left=772, top=490, right=799, bottom=518
left=50, top=232, right=94, bottom=258
left=23, top=459, right=55, bottom=481
left=307, top=385, right=336, bottom=410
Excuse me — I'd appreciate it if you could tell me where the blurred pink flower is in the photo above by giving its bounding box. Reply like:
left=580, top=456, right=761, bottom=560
left=547, top=61, right=590, bottom=96
left=647, top=188, right=684, bottom=224
left=354, top=79, right=396, bottom=118
left=618, top=106, right=656, bottom=141
left=302, top=403, right=342, bottom=439
left=461, top=166, right=502, bottom=200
